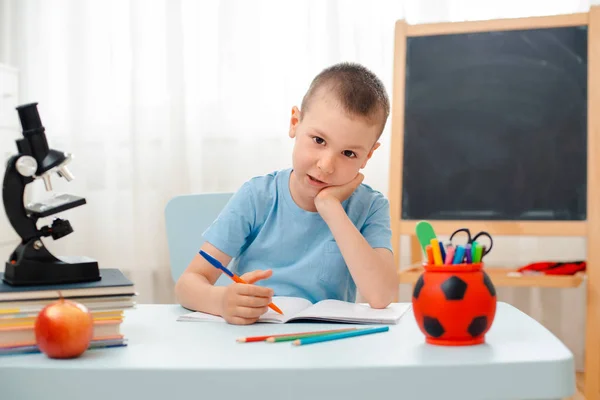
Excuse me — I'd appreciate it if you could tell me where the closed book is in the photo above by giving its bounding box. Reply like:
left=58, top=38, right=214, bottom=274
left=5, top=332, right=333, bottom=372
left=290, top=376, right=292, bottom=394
left=0, top=269, right=135, bottom=302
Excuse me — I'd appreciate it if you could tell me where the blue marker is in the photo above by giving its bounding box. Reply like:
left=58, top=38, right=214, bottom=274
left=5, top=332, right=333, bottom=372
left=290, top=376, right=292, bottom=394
left=438, top=241, right=446, bottom=262
left=465, top=243, right=472, bottom=264
left=453, top=245, right=465, bottom=264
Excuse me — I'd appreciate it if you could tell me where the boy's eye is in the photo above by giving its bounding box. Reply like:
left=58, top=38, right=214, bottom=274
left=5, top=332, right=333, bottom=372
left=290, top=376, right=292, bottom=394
left=313, top=137, right=325, bottom=145
left=343, top=150, right=356, bottom=158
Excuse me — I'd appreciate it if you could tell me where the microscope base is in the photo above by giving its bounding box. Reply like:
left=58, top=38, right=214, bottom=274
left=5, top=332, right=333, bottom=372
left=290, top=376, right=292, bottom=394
left=3, top=257, right=101, bottom=286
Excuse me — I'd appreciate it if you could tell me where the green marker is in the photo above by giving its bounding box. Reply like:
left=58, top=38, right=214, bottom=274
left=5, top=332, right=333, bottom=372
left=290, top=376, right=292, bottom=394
left=473, top=244, right=484, bottom=263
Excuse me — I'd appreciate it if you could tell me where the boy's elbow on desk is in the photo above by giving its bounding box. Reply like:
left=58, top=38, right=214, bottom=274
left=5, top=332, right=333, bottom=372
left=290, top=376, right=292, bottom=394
left=366, top=296, right=394, bottom=309
left=363, top=285, right=396, bottom=309
left=362, top=254, right=398, bottom=309
left=362, top=275, right=398, bottom=309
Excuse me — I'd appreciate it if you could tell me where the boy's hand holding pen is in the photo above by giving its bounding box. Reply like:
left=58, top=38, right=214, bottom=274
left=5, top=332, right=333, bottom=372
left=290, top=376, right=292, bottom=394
left=199, top=250, right=284, bottom=325
left=220, top=269, right=276, bottom=325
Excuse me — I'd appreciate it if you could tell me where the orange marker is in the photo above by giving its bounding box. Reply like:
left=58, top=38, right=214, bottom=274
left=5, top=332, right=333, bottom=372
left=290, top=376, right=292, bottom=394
left=425, top=244, right=434, bottom=265
left=200, top=250, right=283, bottom=315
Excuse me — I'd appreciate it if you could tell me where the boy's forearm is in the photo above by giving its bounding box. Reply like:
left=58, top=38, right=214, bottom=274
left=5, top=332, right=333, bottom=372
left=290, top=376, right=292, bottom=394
left=175, top=273, right=227, bottom=316
left=317, top=198, right=397, bottom=308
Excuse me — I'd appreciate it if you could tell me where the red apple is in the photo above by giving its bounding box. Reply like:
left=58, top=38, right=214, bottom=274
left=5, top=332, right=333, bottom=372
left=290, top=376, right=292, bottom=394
left=34, top=296, right=94, bottom=359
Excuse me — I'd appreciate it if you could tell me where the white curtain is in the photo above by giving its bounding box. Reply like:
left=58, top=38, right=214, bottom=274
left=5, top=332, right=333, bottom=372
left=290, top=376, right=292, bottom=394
left=1, top=0, right=595, bottom=370
left=5, top=0, right=405, bottom=273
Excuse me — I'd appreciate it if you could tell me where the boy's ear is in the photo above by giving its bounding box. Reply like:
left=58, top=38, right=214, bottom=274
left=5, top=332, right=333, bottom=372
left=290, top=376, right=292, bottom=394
left=289, top=106, right=301, bottom=139
left=361, top=142, right=381, bottom=169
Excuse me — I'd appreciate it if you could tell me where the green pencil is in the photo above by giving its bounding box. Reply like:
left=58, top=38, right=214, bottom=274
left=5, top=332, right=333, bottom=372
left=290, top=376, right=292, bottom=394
left=266, top=328, right=357, bottom=343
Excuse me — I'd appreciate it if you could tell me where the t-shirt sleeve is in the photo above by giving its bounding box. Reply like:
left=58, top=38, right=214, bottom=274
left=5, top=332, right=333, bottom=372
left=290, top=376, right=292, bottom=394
left=202, top=181, right=256, bottom=258
left=361, top=194, right=393, bottom=252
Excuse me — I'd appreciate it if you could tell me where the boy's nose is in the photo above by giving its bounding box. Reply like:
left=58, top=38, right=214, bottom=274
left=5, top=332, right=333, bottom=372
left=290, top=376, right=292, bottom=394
left=317, top=155, right=335, bottom=174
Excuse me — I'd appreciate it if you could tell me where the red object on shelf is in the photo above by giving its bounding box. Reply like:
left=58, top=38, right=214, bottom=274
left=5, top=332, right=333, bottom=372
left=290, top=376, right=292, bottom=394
left=517, top=261, right=586, bottom=276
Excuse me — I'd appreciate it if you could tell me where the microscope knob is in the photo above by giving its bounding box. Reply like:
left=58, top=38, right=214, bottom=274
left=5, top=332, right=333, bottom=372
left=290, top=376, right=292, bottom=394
left=15, top=155, right=38, bottom=177
left=50, top=218, right=73, bottom=239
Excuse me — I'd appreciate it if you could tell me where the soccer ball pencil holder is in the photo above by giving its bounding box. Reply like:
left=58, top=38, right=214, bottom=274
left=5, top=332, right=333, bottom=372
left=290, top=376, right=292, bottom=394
left=412, top=262, right=497, bottom=346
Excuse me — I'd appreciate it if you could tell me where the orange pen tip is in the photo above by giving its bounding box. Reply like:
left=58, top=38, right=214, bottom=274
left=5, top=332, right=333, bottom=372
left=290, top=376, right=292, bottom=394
left=270, top=304, right=284, bottom=315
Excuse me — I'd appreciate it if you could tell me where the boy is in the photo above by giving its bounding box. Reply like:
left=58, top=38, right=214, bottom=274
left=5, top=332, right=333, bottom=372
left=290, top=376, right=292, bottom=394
left=175, top=62, right=397, bottom=325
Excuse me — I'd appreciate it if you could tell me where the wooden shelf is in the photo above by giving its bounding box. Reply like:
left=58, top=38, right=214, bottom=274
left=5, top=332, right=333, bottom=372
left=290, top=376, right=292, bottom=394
left=398, top=265, right=586, bottom=288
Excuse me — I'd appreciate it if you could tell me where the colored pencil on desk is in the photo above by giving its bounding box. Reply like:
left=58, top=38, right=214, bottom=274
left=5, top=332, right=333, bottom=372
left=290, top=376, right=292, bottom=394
left=266, top=328, right=357, bottom=343
left=237, top=328, right=356, bottom=343
left=292, top=326, right=389, bottom=346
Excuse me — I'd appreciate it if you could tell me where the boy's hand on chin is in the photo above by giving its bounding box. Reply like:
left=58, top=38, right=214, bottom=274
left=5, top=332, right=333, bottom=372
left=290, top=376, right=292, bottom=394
left=314, top=173, right=364, bottom=212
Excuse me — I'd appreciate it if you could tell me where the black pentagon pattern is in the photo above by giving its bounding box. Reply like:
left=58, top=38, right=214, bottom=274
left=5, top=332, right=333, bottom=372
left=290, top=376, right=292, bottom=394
left=483, top=272, right=496, bottom=297
left=413, top=275, right=425, bottom=299
left=468, top=316, right=488, bottom=337
left=423, top=316, right=445, bottom=337
left=440, top=276, right=467, bottom=300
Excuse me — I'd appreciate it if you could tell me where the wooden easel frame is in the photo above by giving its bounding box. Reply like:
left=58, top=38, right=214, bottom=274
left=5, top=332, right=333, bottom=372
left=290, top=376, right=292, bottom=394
left=388, top=9, right=600, bottom=400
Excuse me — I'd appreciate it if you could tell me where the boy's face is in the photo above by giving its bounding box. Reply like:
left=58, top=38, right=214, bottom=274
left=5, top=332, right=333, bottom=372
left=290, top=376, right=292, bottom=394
left=288, top=89, right=382, bottom=204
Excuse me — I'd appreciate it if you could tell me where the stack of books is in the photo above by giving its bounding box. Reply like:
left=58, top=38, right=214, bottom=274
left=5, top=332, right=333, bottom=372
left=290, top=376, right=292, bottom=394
left=0, top=268, right=136, bottom=355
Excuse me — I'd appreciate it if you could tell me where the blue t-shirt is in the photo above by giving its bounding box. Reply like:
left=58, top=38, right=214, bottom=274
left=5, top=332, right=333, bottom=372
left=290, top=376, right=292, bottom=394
left=202, top=168, right=392, bottom=303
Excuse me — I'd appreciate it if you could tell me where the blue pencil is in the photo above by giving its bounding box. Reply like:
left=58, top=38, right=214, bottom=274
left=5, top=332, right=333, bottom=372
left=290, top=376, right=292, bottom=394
left=292, top=326, right=389, bottom=346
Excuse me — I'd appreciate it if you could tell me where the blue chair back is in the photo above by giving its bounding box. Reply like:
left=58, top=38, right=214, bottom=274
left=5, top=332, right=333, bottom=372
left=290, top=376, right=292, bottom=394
left=164, top=192, right=233, bottom=284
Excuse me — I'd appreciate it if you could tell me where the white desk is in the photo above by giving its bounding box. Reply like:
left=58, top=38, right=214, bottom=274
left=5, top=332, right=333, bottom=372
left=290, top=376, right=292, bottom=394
left=0, top=302, right=575, bottom=400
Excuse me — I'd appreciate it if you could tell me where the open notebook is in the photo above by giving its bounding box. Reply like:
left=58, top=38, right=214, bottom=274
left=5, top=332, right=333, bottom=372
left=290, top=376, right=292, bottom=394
left=177, top=296, right=412, bottom=324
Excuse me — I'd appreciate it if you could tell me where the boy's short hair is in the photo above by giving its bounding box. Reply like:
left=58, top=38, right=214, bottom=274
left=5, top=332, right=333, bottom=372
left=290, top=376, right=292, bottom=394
left=300, top=62, right=390, bottom=137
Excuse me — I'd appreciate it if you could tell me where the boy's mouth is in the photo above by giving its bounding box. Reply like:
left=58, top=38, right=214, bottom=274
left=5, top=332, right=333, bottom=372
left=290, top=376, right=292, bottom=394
left=307, top=174, right=328, bottom=187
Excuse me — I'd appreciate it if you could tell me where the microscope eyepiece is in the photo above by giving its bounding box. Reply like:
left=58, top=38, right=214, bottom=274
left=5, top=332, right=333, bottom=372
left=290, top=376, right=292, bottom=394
left=16, top=102, right=43, bottom=133
left=14, top=102, right=68, bottom=179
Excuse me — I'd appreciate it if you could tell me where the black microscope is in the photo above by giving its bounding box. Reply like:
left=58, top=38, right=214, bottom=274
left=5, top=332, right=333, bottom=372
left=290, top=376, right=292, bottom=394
left=2, top=102, right=100, bottom=286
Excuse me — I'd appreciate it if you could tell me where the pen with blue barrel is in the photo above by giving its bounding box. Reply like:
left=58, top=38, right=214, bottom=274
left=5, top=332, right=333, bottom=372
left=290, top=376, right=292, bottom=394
left=199, top=250, right=284, bottom=315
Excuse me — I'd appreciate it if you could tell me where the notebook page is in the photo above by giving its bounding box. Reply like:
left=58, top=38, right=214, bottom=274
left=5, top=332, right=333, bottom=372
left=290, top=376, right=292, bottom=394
left=177, top=296, right=314, bottom=323
left=291, top=300, right=412, bottom=324
left=258, top=296, right=314, bottom=323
